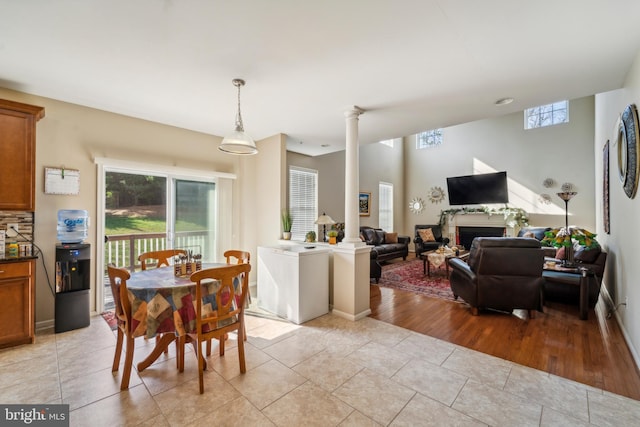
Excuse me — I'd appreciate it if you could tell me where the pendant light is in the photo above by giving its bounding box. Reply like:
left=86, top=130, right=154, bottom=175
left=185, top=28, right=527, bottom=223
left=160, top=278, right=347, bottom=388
left=219, top=78, right=258, bottom=155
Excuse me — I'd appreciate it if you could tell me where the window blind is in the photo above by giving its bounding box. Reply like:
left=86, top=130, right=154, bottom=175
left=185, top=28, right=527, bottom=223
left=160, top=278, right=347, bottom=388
left=289, top=167, right=318, bottom=241
left=379, top=182, right=393, bottom=231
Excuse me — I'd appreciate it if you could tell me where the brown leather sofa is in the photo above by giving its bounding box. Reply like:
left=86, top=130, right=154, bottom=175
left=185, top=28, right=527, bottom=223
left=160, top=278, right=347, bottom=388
left=449, top=237, right=545, bottom=316
left=360, top=226, right=410, bottom=283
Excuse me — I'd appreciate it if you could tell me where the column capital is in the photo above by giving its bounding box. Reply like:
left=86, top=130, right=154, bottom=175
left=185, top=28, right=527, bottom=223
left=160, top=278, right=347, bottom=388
left=344, top=106, right=364, bottom=119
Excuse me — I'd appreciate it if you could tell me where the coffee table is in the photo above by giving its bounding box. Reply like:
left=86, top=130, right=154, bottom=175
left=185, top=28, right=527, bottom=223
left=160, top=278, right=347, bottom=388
left=421, top=249, right=469, bottom=276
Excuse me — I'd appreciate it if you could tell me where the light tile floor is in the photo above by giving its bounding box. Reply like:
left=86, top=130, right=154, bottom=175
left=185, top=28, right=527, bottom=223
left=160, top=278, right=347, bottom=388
left=1, top=313, right=640, bottom=426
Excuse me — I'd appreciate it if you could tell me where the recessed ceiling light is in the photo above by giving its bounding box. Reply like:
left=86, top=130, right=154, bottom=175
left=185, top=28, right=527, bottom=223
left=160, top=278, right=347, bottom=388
left=495, top=97, right=514, bottom=106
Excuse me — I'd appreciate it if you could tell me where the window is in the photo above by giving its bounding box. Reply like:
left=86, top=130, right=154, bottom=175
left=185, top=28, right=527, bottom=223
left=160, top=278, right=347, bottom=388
left=289, top=166, right=318, bottom=241
left=525, top=101, right=569, bottom=129
left=379, top=139, right=394, bottom=147
left=416, top=129, right=443, bottom=149
left=379, top=182, right=393, bottom=231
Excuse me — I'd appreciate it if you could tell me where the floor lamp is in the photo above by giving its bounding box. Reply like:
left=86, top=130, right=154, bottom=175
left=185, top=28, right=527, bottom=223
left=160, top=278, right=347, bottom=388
left=315, top=213, right=335, bottom=243
left=557, top=191, right=577, bottom=266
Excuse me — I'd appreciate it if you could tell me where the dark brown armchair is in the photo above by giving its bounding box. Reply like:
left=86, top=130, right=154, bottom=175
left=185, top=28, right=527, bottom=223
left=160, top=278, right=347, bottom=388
left=414, top=224, right=449, bottom=256
left=449, top=237, right=545, bottom=317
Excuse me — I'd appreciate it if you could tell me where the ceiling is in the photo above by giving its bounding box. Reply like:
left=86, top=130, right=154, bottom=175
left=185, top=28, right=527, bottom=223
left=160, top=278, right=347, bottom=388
left=2, top=1, right=640, bottom=157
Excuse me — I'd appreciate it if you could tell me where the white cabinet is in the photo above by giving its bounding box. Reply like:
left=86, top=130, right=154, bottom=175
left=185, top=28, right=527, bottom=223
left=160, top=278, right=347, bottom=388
left=257, top=245, right=329, bottom=324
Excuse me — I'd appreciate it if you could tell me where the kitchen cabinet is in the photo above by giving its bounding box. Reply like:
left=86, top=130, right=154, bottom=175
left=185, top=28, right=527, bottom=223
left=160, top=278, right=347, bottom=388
left=0, top=99, right=45, bottom=211
left=257, top=245, right=329, bottom=324
left=0, top=258, right=36, bottom=348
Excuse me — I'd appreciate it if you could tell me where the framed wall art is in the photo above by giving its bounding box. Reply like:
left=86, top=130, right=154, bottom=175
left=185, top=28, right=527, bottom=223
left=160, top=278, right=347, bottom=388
left=359, top=192, right=371, bottom=216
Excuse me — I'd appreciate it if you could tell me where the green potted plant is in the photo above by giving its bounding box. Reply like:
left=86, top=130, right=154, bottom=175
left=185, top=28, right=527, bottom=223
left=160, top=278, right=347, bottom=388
left=281, top=209, right=292, bottom=240
left=305, top=230, right=316, bottom=242
left=327, top=229, right=338, bottom=244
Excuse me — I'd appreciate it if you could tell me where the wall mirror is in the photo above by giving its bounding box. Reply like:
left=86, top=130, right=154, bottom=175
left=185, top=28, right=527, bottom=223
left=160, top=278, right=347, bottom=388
left=618, top=104, right=639, bottom=199
left=409, top=197, right=424, bottom=214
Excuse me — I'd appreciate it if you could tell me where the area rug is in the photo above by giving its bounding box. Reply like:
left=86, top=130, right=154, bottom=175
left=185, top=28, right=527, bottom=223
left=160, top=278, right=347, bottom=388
left=375, top=258, right=459, bottom=302
left=101, top=311, right=117, bottom=331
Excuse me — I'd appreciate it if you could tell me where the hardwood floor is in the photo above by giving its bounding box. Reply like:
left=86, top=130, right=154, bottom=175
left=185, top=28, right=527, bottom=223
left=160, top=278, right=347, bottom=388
left=369, top=259, right=640, bottom=401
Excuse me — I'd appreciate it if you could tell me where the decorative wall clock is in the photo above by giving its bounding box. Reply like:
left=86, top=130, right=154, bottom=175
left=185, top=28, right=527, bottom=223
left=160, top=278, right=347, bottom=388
left=409, top=197, right=425, bottom=214
left=618, top=104, right=639, bottom=199
left=428, top=186, right=445, bottom=203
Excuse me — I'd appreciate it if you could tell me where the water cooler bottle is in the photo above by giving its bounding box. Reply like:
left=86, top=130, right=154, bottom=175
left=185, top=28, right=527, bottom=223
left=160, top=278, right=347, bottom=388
left=55, top=243, right=90, bottom=333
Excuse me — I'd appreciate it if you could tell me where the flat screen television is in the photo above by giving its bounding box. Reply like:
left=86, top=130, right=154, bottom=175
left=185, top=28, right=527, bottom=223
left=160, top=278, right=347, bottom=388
left=446, top=171, right=509, bottom=205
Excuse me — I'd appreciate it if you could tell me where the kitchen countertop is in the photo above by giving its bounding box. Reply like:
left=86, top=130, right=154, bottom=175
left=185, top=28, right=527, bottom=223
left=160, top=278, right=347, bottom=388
left=0, top=255, right=38, bottom=264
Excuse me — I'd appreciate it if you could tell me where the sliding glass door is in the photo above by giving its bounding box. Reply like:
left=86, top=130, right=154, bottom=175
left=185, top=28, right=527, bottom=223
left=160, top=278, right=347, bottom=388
left=100, top=168, right=217, bottom=311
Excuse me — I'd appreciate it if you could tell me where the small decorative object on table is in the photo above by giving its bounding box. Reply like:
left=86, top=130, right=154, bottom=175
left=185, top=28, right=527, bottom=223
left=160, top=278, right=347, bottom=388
left=174, top=252, right=203, bottom=276
left=327, top=230, right=338, bottom=244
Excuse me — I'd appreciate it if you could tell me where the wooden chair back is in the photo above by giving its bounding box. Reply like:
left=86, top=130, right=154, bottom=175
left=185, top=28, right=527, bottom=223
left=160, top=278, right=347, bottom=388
left=107, top=264, right=132, bottom=331
left=224, top=249, right=250, bottom=265
left=138, top=249, right=187, bottom=270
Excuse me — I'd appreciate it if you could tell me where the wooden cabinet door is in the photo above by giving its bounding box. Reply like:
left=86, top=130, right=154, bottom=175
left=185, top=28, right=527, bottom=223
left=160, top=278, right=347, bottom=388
left=0, top=99, right=44, bottom=211
left=0, top=260, right=35, bottom=348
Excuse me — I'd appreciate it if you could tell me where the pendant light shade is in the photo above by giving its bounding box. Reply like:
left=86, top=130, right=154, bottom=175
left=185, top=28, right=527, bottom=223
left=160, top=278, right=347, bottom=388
left=219, top=78, right=258, bottom=155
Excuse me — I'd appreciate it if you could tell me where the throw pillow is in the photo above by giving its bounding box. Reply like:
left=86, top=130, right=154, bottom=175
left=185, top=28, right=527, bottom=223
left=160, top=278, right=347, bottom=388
left=575, top=245, right=601, bottom=263
left=375, top=230, right=386, bottom=245
left=363, top=228, right=378, bottom=245
left=385, top=232, right=398, bottom=244
left=418, top=228, right=436, bottom=242
left=556, top=246, right=566, bottom=260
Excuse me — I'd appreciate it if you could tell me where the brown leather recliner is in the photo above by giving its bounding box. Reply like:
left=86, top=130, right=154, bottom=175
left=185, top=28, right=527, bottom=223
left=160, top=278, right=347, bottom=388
left=449, top=237, right=545, bottom=317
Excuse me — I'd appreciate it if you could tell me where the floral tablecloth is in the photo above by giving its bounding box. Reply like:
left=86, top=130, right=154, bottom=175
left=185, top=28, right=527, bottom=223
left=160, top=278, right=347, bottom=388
left=126, top=263, right=239, bottom=338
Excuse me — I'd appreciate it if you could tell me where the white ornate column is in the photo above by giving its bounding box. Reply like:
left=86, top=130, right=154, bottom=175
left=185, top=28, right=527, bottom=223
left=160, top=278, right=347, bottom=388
left=333, top=106, right=371, bottom=321
left=342, top=106, right=365, bottom=244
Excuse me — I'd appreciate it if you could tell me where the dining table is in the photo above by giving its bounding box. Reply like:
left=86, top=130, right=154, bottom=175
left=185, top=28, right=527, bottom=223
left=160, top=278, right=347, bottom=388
left=125, top=262, right=234, bottom=371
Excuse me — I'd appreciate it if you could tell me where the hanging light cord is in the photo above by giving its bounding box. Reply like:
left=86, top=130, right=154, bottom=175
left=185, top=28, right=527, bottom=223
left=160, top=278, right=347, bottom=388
left=234, top=80, right=244, bottom=132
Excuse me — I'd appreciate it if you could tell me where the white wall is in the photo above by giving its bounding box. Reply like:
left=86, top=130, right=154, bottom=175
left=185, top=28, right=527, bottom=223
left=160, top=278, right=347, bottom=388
left=594, top=50, right=640, bottom=362
left=404, top=97, right=596, bottom=242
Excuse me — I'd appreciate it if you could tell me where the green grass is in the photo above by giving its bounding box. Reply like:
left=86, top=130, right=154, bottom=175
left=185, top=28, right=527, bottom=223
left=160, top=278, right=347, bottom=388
left=105, top=215, right=206, bottom=235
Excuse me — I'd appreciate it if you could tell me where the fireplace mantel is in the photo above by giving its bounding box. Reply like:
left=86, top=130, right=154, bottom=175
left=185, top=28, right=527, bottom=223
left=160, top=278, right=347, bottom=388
left=446, top=212, right=515, bottom=242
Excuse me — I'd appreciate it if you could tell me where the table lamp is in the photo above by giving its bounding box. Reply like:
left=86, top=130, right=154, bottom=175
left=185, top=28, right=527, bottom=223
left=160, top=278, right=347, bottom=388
left=315, top=213, right=335, bottom=242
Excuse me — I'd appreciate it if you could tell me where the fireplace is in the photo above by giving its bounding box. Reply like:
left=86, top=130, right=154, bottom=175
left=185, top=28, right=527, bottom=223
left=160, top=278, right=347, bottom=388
left=457, top=226, right=505, bottom=250
left=446, top=212, right=515, bottom=248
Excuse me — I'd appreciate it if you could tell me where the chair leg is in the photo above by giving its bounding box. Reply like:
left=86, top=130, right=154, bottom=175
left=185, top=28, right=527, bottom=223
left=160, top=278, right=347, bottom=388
left=112, top=328, right=123, bottom=372
left=529, top=309, right=536, bottom=319
left=197, top=340, right=205, bottom=394
left=219, top=335, right=225, bottom=356
left=120, top=335, right=135, bottom=390
left=237, top=331, right=246, bottom=374
left=177, top=336, right=184, bottom=372
left=206, top=338, right=211, bottom=356
left=470, top=307, right=479, bottom=316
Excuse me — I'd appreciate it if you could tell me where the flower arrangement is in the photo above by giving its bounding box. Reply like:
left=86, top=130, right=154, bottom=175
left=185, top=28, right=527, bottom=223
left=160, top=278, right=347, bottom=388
left=541, top=227, right=599, bottom=250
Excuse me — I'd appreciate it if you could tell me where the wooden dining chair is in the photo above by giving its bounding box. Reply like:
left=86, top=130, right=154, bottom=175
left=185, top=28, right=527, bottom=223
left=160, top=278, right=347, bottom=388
left=107, top=264, right=138, bottom=390
left=184, top=263, right=251, bottom=394
left=138, top=248, right=187, bottom=270
left=206, top=249, right=251, bottom=356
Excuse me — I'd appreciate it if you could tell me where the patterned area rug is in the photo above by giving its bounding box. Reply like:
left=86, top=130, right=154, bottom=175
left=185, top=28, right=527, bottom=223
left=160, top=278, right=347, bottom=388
left=375, top=258, right=459, bottom=302
left=101, top=311, right=117, bottom=331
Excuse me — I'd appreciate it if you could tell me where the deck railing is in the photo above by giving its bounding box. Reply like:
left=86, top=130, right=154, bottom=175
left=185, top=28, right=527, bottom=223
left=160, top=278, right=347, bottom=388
left=103, top=231, right=211, bottom=310
left=104, top=231, right=211, bottom=271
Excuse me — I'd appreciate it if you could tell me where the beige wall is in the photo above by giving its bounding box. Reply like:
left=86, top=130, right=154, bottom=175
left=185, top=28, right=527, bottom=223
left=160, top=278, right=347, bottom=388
left=0, top=88, right=279, bottom=327
left=595, top=50, right=640, bottom=363
left=404, top=96, right=596, bottom=242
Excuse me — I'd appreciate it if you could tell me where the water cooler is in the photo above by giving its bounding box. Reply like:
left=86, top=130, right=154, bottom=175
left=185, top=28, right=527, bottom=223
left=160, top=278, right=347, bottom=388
left=55, top=243, right=91, bottom=333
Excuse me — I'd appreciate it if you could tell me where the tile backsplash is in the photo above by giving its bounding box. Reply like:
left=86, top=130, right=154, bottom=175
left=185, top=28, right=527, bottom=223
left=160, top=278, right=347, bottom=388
left=0, top=211, right=34, bottom=252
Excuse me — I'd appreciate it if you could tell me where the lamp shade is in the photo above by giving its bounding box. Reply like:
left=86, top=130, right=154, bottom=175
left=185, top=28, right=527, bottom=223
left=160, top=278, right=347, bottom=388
left=315, top=214, right=335, bottom=225
left=219, top=131, right=257, bottom=155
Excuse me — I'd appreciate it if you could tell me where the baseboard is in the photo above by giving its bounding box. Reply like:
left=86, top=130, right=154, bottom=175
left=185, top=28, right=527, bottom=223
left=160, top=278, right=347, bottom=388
left=36, top=319, right=54, bottom=332
left=331, top=308, right=371, bottom=321
left=601, top=285, right=640, bottom=371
